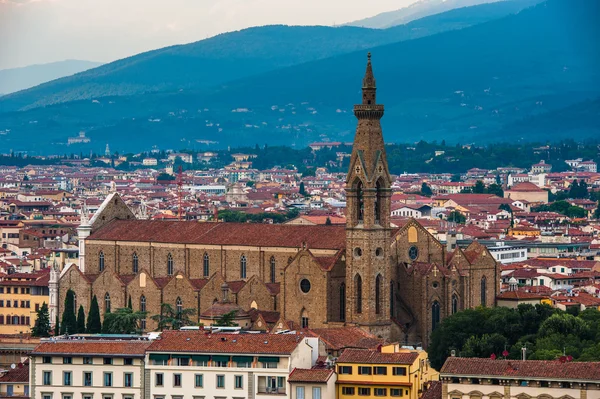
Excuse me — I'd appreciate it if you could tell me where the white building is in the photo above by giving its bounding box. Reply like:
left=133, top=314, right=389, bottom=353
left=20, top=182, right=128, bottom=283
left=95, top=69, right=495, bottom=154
left=30, top=339, right=150, bottom=399
left=143, top=158, right=158, bottom=166
left=146, top=331, right=319, bottom=399
left=487, top=242, right=527, bottom=264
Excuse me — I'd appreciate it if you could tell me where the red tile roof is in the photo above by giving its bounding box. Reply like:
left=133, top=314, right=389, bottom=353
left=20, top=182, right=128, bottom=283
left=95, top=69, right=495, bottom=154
left=147, top=331, right=302, bottom=355
left=0, top=362, right=28, bottom=383
left=441, top=357, right=600, bottom=381
left=306, top=327, right=382, bottom=351
left=89, top=220, right=345, bottom=250
left=288, top=368, right=334, bottom=383
left=32, top=341, right=151, bottom=356
left=337, top=348, right=418, bottom=365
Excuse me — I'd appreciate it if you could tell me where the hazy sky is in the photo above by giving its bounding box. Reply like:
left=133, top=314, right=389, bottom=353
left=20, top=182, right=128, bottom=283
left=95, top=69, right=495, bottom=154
left=0, top=0, right=416, bottom=70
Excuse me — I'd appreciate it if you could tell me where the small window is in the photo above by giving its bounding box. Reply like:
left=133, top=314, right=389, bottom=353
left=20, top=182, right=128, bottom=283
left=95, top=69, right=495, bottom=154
left=194, top=374, right=203, bottom=388
left=390, top=389, right=403, bottom=397
left=103, top=358, right=112, bottom=365
left=358, top=388, right=371, bottom=396
left=82, top=356, right=92, bottom=364
left=84, top=372, right=92, bottom=386
left=374, top=388, right=387, bottom=397
left=234, top=375, right=243, bottom=389
left=313, top=388, right=321, bottom=399
left=338, top=366, right=352, bottom=375
left=216, top=375, right=225, bottom=388
left=155, top=373, right=164, bottom=387
left=358, top=366, right=372, bottom=375
left=63, top=357, right=72, bottom=364
left=124, top=358, right=133, bottom=365
left=393, top=367, right=406, bottom=376
left=374, top=366, right=387, bottom=375
left=173, top=374, right=182, bottom=387
left=42, top=371, right=52, bottom=385
left=43, top=356, right=52, bottom=364
left=296, top=387, right=305, bottom=399
left=342, top=387, right=355, bottom=395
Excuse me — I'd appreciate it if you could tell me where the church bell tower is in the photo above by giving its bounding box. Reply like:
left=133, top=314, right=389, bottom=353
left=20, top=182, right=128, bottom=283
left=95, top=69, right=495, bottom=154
left=345, top=53, right=392, bottom=336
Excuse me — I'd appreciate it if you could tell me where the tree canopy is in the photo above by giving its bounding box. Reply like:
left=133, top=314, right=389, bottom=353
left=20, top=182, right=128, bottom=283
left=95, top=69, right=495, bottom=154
left=31, top=302, right=51, bottom=337
left=151, top=303, right=196, bottom=330
left=60, top=290, right=77, bottom=335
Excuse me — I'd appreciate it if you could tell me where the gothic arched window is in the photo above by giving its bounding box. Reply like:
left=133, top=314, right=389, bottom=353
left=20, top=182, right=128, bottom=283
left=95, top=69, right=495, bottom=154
left=270, top=256, right=276, bottom=283
left=240, top=255, right=247, bottom=279
left=375, top=179, right=383, bottom=224
left=140, top=295, right=146, bottom=312
left=355, top=274, right=362, bottom=314
left=99, top=251, right=105, bottom=272
left=432, top=301, right=440, bottom=331
left=301, top=308, right=309, bottom=329
left=176, top=297, right=183, bottom=315
left=356, top=180, right=364, bottom=223
left=481, top=276, right=487, bottom=307
left=104, top=292, right=111, bottom=313
left=73, top=292, right=77, bottom=314
left=167, top=253, right=174, bottom=276
left=203, top=253, right=210, bottom=277
left=339, top=283, right=346, bottom=321
left=132, top=253, right=139, bottom=274
left=375, top=274, right=382, bottom=314
left=452, top=294, right=458, bottom=314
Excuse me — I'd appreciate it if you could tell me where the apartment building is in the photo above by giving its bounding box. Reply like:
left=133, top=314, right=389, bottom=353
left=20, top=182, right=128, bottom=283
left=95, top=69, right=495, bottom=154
left=30, top=339, right=151, bottom=399
left=0, top=269, right=49, bottom=335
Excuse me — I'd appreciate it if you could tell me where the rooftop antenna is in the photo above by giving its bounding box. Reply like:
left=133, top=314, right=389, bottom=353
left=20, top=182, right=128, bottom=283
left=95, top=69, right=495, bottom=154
left=521, top=345, right=527, bottom=361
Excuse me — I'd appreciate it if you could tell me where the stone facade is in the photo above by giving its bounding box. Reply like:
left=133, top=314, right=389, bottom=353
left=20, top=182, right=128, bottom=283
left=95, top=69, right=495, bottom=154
left=57, top=55, right=500, bottom=347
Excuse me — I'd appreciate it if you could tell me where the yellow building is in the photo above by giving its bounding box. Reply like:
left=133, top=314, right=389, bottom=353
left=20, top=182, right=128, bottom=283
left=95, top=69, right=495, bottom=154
left=336, top=345, right=438, bottom=399
left=0, top=270, right=50, bottom=335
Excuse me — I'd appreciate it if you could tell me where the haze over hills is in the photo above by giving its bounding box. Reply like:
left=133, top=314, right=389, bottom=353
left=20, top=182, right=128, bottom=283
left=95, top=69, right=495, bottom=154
left=0, top=0, right=539, bottom=113
left=345, top=0, right=512, bottom=28
left=0, top=60, right=102, bottom=96
left=0, top=0, right=597, bottom=154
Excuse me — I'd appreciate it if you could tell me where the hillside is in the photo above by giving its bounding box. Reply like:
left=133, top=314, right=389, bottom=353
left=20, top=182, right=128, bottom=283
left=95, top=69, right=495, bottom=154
left=0, top=0, right=596, bottom=153
left=0, top=60, right=102, bottom=96
left=346, top=0, right=508, bottom=28
left=0, top=0, right=540, bottom=113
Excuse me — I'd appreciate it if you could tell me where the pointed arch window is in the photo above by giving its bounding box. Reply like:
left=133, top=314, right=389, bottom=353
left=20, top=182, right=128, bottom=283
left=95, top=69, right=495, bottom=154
left=481, top=276, right=487, bottom=307
left=203, top=253, right=210, bottom=277
left=104, top=293, right=111, bottom=313
left=375, top=274, right=382, bottom=314
left=354, top=274, right=362, bottom=314
left=99, top=251, right=105, bottom=272
left=301, top=308, right=309, bottom=329
left=356, top=180, right=364, bottom=223
left=339, top=283, right=346, bottom=321
left=140, top=295, right=147, bottom=331
left=176, top=297, right=183, bottom=315
left=240, top=255, right=247, bottom=279
left=375, top=179, right=383, bottom=224
left=270, top=256, right=276, bottom=283
left=73, top=292, right=77, bottom=314
left=452, top=294, right=459, bottom=314
left=432, top=301, right=440, bottom=331
left=167, top=253, right=174, bottom=276
left=132, top=253, right=139, bottom=274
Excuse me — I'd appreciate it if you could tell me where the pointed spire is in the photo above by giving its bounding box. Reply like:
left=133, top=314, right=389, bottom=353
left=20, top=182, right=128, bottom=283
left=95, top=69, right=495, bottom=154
left=362, top=52, right=376, bottom=89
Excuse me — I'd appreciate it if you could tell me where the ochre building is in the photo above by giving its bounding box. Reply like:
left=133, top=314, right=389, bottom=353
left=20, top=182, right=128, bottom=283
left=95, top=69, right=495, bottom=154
left=56, top=55, right=500, bottom=346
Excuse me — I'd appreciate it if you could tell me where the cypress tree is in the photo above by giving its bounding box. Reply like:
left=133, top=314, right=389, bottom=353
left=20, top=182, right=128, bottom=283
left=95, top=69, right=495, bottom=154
left=60, top=290, right=77, bottom=334
left=54, top=315, right=60, bottom=336
left=86, top=295, right=102, bottom=334
left=76, top=305, right=86, bottom=333
left=31, top=302, right=51, bottom=337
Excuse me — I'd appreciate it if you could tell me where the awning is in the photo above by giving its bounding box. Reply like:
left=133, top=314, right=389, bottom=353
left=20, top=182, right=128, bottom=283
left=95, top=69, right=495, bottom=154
left=172, top=355, right=190, bottom=359
left=149, top=354, right=169, bottom=361
left=258, top=356, right=279, bottom=363
left=212, top=355, right=230, bottom=362
left=232, top=356, right=253, bottom=363
left=192, top=355, right=210, bottom=362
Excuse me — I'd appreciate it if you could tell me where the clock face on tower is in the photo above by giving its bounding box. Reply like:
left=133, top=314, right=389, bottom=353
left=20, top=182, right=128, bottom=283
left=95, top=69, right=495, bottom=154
left=408, top=246, right=419, bottom=261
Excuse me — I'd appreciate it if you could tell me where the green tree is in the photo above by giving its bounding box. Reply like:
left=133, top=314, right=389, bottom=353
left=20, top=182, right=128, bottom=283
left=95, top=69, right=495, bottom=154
left=486, top=183, right=504, bottom=197
left=151, top=303, right=196, bottom=330
left=461, top=333, right=507, bottom=358
left=451, top=174, right=461, bottom=182
left=499, top=203, right=512, bottom=214
left=54, top=315, right=60, bottom=336
left=447, top=211, right=466, bottom=224
left=214, top=310, right=239, bottom=327
left=593, top=200, right=600, bottom=219
left=102, top=308, right=146, bottom=334
left=86, top=295, right=102, bottom=333
left=76, top=305, right=86, bottom=333
left=31, top=302, right=51, bottom=337
left=60, top=289, right=77, bottom=334
left=156, top=172, right=175, bottom=181
left=420, top=182, right=433, bottom=197
left=299, top=182, right=307, bottom=196
left=473, top=180, right=485, bottom=194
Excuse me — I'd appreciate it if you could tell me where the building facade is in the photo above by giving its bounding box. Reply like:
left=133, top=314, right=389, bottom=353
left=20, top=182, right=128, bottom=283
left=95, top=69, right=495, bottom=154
left=56, top=55, right=500, bottom=347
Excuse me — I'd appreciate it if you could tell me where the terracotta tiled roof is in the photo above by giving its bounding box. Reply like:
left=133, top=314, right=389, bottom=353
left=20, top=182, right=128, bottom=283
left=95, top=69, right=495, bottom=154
left=32, top=341, right=150, bottom=356
left=421, top=381, right=442, bottom=399
left=265, top=282, right=280, bottom=295
left=496, top=291, right=546, bottom=300
left=288, top=368, right=334, bottom=383
left=0, top=362, right=28, bottom=382
left=248, top=309, right=280, bottom=324
left=147, top=331, right=302, bottom=355
left=199, top=302, right=248, bottom=318
left=337, top=348, right=418, bottom=365
left=307, top=327, right=382, bottom=351
left=89, top=220, right=346, bottom=250
left=441, top=357, right=600, bottom=381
